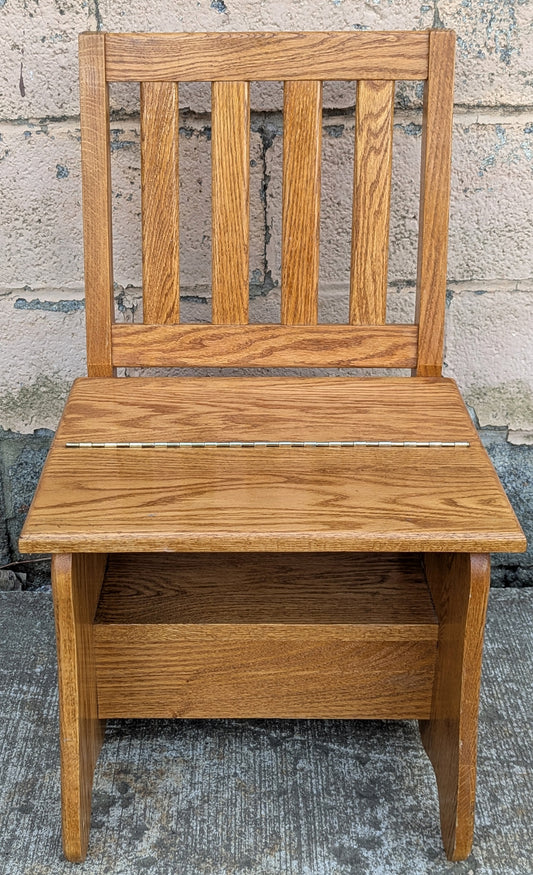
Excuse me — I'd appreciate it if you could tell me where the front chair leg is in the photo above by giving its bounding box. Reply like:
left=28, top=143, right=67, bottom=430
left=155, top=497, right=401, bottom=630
left=51, top=553, right=107, bottom=862
left=420, top=552, right=490, bottom=861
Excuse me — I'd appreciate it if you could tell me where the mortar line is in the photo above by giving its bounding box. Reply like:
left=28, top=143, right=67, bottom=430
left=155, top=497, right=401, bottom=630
left=1, top=104, right=532, bottom=129
left=4, top=279, right=533, bottom=299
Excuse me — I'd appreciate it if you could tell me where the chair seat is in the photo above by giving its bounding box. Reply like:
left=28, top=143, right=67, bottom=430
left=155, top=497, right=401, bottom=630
left=20, top=375, right=525, bottom=555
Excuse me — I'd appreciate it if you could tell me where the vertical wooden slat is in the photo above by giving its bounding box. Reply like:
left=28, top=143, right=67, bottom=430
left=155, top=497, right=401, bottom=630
left=212, top=81, right=250, bottom=324
left=140, top=81, right=180, bottom=324
left=349, top=79, right=394, bottom=324
left=415, top=30, right=455, bottom=376
left=79, top=33, right=114, bottom=377
left=281, top=81, right=322, bottom=325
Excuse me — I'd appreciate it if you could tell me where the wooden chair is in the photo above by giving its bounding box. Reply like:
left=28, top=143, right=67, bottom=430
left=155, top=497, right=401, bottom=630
left=20, top=30, right=525, bottom=863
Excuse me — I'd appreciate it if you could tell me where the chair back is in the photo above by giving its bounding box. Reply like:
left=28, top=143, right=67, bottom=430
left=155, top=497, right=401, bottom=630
left=79, top=30, right=455, bottom=377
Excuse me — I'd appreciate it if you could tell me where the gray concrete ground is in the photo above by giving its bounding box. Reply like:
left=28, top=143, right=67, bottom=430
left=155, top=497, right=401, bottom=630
left=0, top=589, right=532, bottom=875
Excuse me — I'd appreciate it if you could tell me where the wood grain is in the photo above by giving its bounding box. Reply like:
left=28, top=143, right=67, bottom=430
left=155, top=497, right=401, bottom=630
left=110, top=323, right=418, bottom=368
left=96, top=552, right=436, bottom=627
left=281, top=81, right=322, bottom=325
left=415, top=30, right=455, bottom=376
left=212, top=81, right=250, bottom=324
left=350, top=80, right=394, bottom=324
left=420, top=553, right=490, bottom=861
left=94, top=632, right=436, bottom=720
left=51, top=553, right=107, bottom=862
left=19, top=374, right=526, bottom=554
left=94, top=551, right=436, bottom=718
left=20, top=446, right=525, bottom=553
left=33, top=29, right=522, bottom=864
left=47, top=376, right=481, bottom=444
left=140, top=81, right=180, bottom=324
left=104, top=31, right=430, bottom=82
left=79, top=33, right=114, bottom=377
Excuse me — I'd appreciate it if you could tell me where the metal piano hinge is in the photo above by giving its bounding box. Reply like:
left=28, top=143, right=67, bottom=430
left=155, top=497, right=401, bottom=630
left=65, top=440, right=471, bottom=449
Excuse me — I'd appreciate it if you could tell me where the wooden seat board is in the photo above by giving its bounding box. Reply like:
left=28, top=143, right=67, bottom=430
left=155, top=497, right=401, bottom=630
left=50, top=376, right=477, bottom=443
left=20, top=377, right=525, bottom=554
left=18, top=447, right=525, bottom=553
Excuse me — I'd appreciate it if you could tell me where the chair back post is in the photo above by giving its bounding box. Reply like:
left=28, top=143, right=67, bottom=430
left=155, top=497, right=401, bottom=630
left=414, top=29, right=455, bottom=377
left=79, top=32, right=115, bottom=378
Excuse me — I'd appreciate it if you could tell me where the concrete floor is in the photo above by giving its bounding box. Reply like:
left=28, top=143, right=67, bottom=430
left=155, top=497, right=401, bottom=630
left=0, top=589, right=532, bottom=875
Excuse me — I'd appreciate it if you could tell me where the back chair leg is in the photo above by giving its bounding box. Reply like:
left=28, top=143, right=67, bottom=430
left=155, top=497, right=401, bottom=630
left=51, top=553, right=107, bottom=862
left=420, top=552, right=490, bottom=861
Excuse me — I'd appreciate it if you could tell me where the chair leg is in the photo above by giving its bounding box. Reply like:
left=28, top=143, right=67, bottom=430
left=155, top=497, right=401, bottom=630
left=51, top=553, right=107, bottom=862
left=419, top=552, right=490, bottom=861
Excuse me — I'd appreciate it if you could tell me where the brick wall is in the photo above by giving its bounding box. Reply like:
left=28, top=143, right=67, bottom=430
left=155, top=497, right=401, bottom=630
left=0, top=0, right=531, bottom=587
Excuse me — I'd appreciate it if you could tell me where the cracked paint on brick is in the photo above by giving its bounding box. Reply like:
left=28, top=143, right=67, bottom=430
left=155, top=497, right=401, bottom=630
left=14, top=297, right=84, bottom=313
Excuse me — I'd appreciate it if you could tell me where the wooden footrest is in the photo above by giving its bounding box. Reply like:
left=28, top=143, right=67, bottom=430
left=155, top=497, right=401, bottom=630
left=93, top=552, right=437, bottom=720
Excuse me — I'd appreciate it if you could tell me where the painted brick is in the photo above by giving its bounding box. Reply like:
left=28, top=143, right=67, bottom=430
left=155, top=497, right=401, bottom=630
left=0, top=0, right=96, bottom=120
left=449, top=118, right=533, bottom=282
left=0, top=120, right=267, bottom=291
left=265, top=116, right=533, bottom=287
left=107, top=120, right=266, bottom=290
left=430, top=0, right=533, bottom=108
left=0, top=290, right=85, bottom=432
left=0, top=123, right=84, bottom=289
left=98, top=0, right=533, bottom=110
left=446, top=288, right=533, bottom=442
left=1, top=2, right=531, bottom=120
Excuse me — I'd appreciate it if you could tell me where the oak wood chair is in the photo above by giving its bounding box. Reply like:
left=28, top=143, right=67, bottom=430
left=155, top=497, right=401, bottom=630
left=20, top=30, right=525, bottom=862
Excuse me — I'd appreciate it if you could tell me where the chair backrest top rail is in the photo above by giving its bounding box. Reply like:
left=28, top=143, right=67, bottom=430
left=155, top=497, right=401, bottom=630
left=102, top=31, right=430, bottom=81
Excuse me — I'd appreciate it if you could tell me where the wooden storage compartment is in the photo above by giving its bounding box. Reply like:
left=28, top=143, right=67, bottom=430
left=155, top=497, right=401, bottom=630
left=93, top=552, right=438, bottom=720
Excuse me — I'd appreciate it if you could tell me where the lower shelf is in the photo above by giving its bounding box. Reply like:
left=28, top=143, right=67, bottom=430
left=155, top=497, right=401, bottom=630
left=93, top=552, right=438, bottom=720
